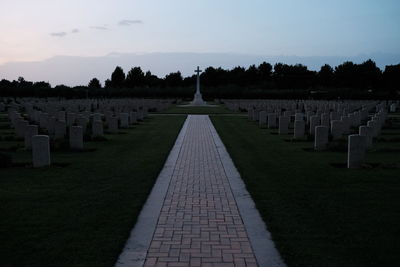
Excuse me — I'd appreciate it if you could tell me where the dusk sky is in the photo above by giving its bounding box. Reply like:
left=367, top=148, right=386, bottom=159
left=1, top=0, right=400, bottom=64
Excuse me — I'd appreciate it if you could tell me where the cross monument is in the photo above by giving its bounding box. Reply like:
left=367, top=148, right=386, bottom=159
left=191, top=66, right=206, bottom=105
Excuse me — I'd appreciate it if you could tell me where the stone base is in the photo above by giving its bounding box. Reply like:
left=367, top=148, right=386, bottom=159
left=190, top=93, right=206, bottom=106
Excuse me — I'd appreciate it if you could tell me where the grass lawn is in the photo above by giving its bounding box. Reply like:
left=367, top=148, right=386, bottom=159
left=211, top=115, right=400, bottom=267
left=0, top=115, right=186, bottom=267
left=157, top=104, right=237, bottom=114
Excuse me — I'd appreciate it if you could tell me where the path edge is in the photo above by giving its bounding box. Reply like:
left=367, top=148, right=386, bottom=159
left=207, top=116, right=287, bottom=267
left=115, top=116, right=189, bottom=267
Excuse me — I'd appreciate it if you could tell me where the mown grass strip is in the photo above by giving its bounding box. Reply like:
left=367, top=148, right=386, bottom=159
left=211, top=115, right=400, bottom=267
left=0, top=115, right=186, bottom=267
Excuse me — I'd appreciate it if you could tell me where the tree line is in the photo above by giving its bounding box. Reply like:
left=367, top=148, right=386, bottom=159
left=0, top=59, right=399, bottom=99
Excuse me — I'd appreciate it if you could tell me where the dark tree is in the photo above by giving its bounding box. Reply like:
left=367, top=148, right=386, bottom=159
left=88, top=78, right=102, bottom=88
left=126, top=67, right=145, bottom=88
left=110, top=66, right=125, bottom=87
left=383, top=64, right=400, bottom=94
left=104, top=79, right=112, bottom=88
left=258, top=62, right=273, bottom=80
left=164, top=71, right=183, bottom=87
left=357, top=59, right=381, bottom=89
left=246, top=65, right=259, bottom=84
left=334, top=61, right=357, bottom=88
left=318, top=64, right=334, bottom=87
left=144, top=71, right=162, bottom=87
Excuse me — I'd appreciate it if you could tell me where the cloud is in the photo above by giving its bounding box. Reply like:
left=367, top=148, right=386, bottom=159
left=118, top=19, right=143, bottom=26
left=71, top=28, right=79, bottom=33
left=90, top=25, right=108, bottom=30
left=50, top=32, right=67, bottom=37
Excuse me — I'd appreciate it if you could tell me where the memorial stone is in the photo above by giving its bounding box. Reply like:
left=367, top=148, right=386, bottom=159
left=32, top=135, right=50, bottom=167
left=347, top=135, right=367, bottom=168
left=315, top=126, right=329, bottom=151
left=70, top=126, right=83, bottom=150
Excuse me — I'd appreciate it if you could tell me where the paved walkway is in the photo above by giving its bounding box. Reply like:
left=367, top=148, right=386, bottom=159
left=116, top=115, right=284, bottom=267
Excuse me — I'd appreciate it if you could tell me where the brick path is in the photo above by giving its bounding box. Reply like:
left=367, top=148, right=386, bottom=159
left=144, top=115, right=258, bottom=267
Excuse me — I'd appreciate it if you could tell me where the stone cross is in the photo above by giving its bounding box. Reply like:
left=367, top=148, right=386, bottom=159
left=194, top=66, right=202, bottom=95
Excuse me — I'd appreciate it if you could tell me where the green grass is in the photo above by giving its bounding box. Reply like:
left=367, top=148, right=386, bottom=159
left=211, top=115, right=400, bottom=267
left=157, top=104, right=236, bottom=114
left=0, top=115, right=186, bottom=267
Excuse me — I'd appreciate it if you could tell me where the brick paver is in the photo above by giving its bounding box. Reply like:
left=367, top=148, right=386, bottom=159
left=144, top=115, right=258, bottom=267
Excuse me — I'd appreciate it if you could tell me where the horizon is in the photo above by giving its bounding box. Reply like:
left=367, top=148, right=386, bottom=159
left=1, top=0, right=399, bottom=86
left=1, top=51, right=400, bottom=86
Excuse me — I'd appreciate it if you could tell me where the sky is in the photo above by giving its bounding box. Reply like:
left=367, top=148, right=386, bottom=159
left=0, top=0, right=399, bottom=85
left=1, top=0, right=400, bottom=63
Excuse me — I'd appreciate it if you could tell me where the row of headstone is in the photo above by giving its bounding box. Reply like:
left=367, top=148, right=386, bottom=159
left=2, top=97, right=173, bottom=116
left=225, top=99, right=395, bottom=169
left=1, top=98, right=166, bottom=168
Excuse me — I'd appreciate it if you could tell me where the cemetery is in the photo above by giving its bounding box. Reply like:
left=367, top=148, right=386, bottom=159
left=1, top=2, right=399, bottom=266
left=0, top=95, right=399, bottom=266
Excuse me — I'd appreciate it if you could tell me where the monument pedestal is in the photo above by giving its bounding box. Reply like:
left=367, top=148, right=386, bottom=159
left=191, top=92, right=206, bottom=106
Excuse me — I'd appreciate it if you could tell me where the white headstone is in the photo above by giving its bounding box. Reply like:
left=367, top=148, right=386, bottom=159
left=120, top=113, right=129, bottom=128
left=294, top=120, right=305, bottom=139
left=359, top=125, right=373, bottom=148
left=32, top=135, right=50, bottom=167
left=92, top=120, right=104, bottom=137
left=314, top=126, right=329, bottom=151
left=331, top=120, right=343, bottom=140
left=70, top=126, right=83, bottom=150
left=108, top=116, right=119, bottom=134
left=25, top=125, right=38, bottom=149
left=347, top=135, right=367, bottom=168
left=309, top=115, right=320, bottom=136
left=279, top=116, right=289, bottom=135
left=268, top=113, right=277, bottom=129
left=129, top=112, right=137, bottom=124
left=54, top=120, right=67, bottom=139
left=259, top=111, right=267, bottom=128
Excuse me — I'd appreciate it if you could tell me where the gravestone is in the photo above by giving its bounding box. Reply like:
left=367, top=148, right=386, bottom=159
left=294, top=120, right=305, bottom=139
left=25, top=125, right=38, bottom=149
left=309, top=115, right=320, bottom=135
left=47, top=116, right=56, bottom=135
left=137, top=110, right=144, bottom=121
left=254, top=109, right=260, bottom=121
left=39, top=113, right=49, bottom=129
left=347, top=135, right=367, bottom=168
left=359, top=125, right=373, bottom=148
left=67, top=113, right=76, bottom=126
left=92, top=120, right=104, bottom=137
left=93, top=113, right=102, bottom=122
left=54, top=120, right=66, bottom=139
left=367, top=120, right=378, bottom=137
left=295, top=113, right=304, bottom=122
left=57, top=111, right=66, bottom=122
left=331, top=120, right=343, bottom=140
left=32, top=135, right=50, bottom=167
left=321, top=113, right=330, bottom=128
left=390, top=103, right=397, bottom=113
left=314, top=126, right=329, bottom=151
left=108, top=116, right=119, bottom=134
left=70, top=126, right=83, bottom=150
left=76, top=116, right=88, bottom=134
left=120, top=113, right=129, bottom=128
left=279, top=116, right=289, bottom=135
left=129, top=112, right=137, bottom=124
left=340, top=116, right=350, bottom=134
left=259, top=111, right=267, bottom=128
left=268, top=113, right=277, bottom=128
left=16, top=119, right=29, bottom=138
